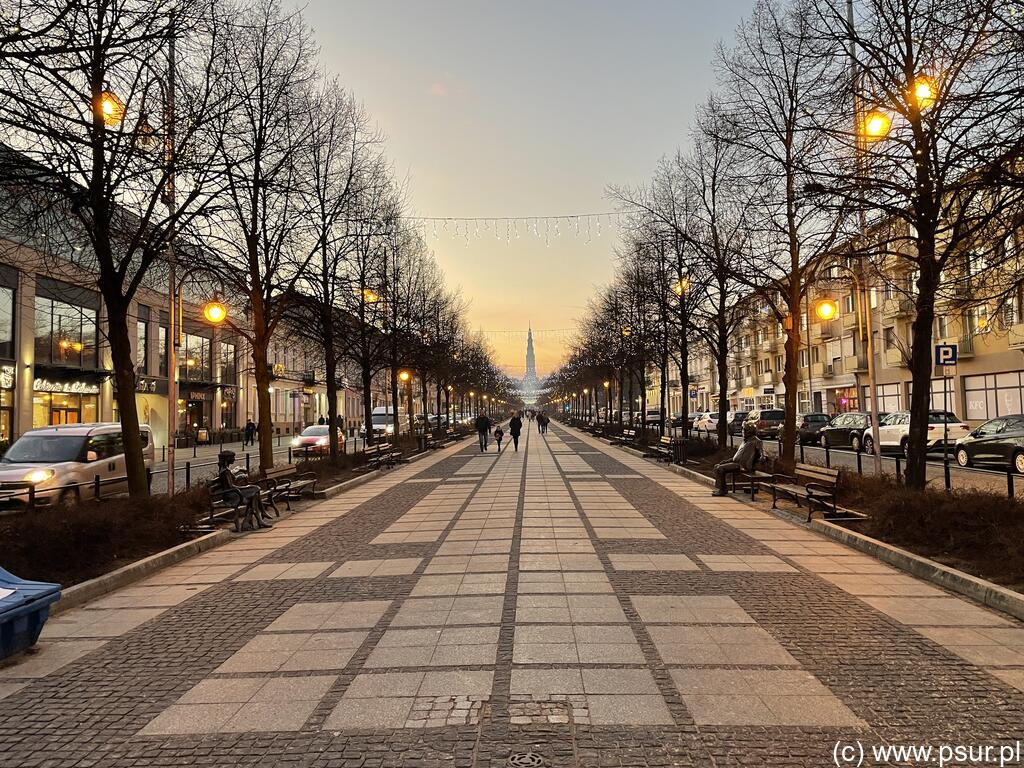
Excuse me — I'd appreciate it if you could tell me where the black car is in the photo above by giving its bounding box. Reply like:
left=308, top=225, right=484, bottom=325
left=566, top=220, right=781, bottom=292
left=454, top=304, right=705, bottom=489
left=744, top=409, right=785, bottom=438
left=818, top=411, right=886, bottom=452
left=954, top=414, right=1024, bottom=473
left=796, top=413, right=831, bottom=445
left=727, top=411, right=750, bottom=436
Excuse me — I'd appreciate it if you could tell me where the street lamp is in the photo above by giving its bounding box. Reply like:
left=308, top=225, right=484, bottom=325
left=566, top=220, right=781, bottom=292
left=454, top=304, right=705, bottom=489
left=602, top=380, right=610, bottom=424
left=583, top=387, right=590, bottom=422
left=97, top=89, right=125, bottom=126
left=203, top=300, right=227, bottom=325
left=398, top=370, right=414, bottom=436
left=816, top=264, right=882, bottom=476
left=862, top=110, right=891, bottom=141
left=911, top=76, right=936, bottom=110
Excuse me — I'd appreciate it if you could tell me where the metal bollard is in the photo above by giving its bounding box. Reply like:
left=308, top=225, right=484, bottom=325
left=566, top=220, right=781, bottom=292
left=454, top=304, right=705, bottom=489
left=288, top=447, right=293, bottom=464
left=894, top=456, right=901, bottom=484
left=161, top=445, right=166, bottom=462
left=1007, top=469, right=1014, bottom=499
left=94, top=474, right=101, bottom=500
left=245, top=453, right=250, bottom=472
left=944, top=455, right=951, bottom=491
left=799, top=443, right=805, bottom=463
left=147, top=468, right=152, bottom=490
left=856, top=450, right=862, bottom=475
left=28, top=484, right=36, bottom=510
left=185, top=461, right=191, bottom=488
left=193, top=441, right=197, bottom=458
left=824, top=445, right=830, bottom=468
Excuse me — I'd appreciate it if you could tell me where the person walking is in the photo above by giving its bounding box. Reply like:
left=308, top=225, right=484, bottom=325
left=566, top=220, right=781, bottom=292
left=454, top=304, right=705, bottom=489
left=508, top=412, right=523, bottom=451
left=474, top=412, right=492, bottom=452
left=712, top=423, right=763, bottom=496
left=494, top=425, right=504, bottom=453
left=243, top=419, right=256, bottom=447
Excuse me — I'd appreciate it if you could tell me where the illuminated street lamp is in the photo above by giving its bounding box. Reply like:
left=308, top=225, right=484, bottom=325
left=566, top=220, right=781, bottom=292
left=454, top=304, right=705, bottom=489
left=203, top=300, right=227, bottom=325
left=97, top=89, right=125, bottom=126
left=911, top=76, right=936, bottom=110
left=671, top=277, right=690, bottom=296
left=862, top=110, right=891, bottom=141
left=814, top=298, right=839, bottom=321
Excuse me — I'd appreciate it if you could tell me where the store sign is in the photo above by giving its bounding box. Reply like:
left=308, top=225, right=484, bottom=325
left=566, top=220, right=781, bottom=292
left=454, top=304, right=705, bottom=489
left=0, top=365, right=14, bottom=390
left=182, top=390, right=212, bottom=401
left=34, top=378, right=99, bottom=395
left=272, top=363, right=286, bottom=377
left=137, top=377, right=159, bottom=393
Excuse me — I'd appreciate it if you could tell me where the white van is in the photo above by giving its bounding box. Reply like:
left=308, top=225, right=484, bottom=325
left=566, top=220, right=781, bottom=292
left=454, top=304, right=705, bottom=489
left=360, top=406, right=409, bottom=438
left=0, top=423, right=155, bottom=507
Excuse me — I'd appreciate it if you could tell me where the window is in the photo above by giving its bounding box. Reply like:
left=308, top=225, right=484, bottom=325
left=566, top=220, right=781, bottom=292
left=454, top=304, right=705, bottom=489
left=0, top=285, right=13, bottom=360
left=158, top=324, right=168, bottom=377
left=812, top=346, right=820, bottom=364
left=843, top=293, right=855, bottom=314
left=799, top=349, right=809, bottom=368
left=180, top=333, right=212, bottom=381
left=33, top=294, right=98, bottom=368
left=935, top=315, right=952, bottom=340
left=862, top=383, right=902, bottom=412
left=775, top=354, right=784, bottom=372
left=136, top=319, right=149, bottom=375
left=218, top=341, right=236, bottom=383
left=968, top=250, right=987, bottom=276
left=883, top=327, right=897, bottom=350
left=964, top=371, right=1024, bottom=421
left=967, top=306, right=990, bottom=335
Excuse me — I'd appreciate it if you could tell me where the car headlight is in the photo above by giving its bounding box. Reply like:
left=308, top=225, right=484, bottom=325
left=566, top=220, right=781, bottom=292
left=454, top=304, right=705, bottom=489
left=386, top=425, right=394, bottom=434
left=291, top=437, right=301, bottom=447
left=316, top=437, right=328, bottom=446
left=24, top=469, right=55, bottom=485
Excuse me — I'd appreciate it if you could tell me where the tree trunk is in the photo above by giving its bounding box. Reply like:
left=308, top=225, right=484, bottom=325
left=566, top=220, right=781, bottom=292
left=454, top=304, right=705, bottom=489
left=905, top=262, right=940, bottom=489
left=679, top=318, right=689, bottom=435
left=390, top=362, right=400, bottom=441
left=252, top=335, right=274, bottom=472
left=360, top=357, right=374, bottom=447
left=659, top=345, right=668, bottom=437
left=323, top=312, right=339, bottom=462
left=715, top=317, right=729, bottom=449
left=104, top=297, right=150, bottom=497
left=781, top=290, right=800, bottom=465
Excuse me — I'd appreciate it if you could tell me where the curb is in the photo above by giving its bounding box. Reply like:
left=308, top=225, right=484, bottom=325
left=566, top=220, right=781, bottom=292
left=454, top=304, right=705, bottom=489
left=810, top=519, right=1024, bottom=622
left=52, top=530, right=232, bottom=615
left=585, top=427, right=1024, bottom=622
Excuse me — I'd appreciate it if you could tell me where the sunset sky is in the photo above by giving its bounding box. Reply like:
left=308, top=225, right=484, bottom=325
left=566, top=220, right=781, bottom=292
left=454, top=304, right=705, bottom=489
left=302, top=0, right=757, bottom=378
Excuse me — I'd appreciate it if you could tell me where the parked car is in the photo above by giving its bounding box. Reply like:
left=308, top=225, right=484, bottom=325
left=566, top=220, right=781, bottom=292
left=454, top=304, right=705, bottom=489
left=818, top=411, right=886, bottom=451
left=744, top=409, right=785, bottom=438
left=360, top=406, right=409, bottom=438
left=643, top=407, right=663, bottom=425
left=868, top=410, right=971, bottom=457
left=790, top=412, right=831, bottom=445
left=954, top=414, right=1024, bottom=472
left=0, top=423, right=155, bottom=508
left=693, top=412, right=720, bottom=434
left=727, top=411, right=750, bottom=436
left=290, top=424, right=344, bottom=454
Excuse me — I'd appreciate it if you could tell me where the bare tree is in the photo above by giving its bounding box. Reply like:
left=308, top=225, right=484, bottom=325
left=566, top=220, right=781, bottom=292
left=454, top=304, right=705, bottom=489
left=194, top=0, right=320, bottom=471
left=811, top=0, right=1024, bottom=488
left=0, top=0, right=229, bottom=496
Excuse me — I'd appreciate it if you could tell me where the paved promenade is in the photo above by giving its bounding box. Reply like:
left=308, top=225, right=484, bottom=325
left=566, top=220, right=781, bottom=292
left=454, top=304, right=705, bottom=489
left=1, top=423, right=1023, bottom=767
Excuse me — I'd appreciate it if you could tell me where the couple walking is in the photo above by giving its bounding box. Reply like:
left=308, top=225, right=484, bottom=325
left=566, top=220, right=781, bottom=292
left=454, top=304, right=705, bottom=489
left=474, top=411, right=525, bottom=452
left=535, top=412, right=549, bottom=434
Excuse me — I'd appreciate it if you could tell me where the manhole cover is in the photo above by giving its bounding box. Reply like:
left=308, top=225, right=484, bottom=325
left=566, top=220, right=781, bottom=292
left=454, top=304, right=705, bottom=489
left=507, top=753, right=545, bottom=768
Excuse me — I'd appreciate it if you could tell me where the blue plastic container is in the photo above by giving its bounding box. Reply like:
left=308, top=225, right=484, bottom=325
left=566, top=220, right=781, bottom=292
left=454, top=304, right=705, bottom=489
left=0, top=567, right=61, bottom=660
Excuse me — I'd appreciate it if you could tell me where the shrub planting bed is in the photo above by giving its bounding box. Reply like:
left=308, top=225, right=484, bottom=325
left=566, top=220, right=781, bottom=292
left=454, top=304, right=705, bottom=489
left=1, top=490, right=209, bottom=587
left=835, top=472, right=1024, bottom=592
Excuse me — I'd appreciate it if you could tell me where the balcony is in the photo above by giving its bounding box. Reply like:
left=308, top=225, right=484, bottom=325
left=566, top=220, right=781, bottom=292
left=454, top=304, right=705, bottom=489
left=843, top=353, right=869, bottom=372
left=1010, top=324, right=1024, bottom=349
left=884, top=348, right=906, bottom=367
left=819, top=320, right=837, bottom=339
left=841, top=311, right=858, bottom=330
left=881, top=297, right=915, bottom=319
left=823, top=363, right=836, bottom=379
left=742, top=375, right=754, bottom=388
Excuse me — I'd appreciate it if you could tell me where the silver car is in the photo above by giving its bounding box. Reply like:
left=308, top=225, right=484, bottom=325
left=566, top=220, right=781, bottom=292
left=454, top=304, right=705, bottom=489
left=0, top=422, right=154, bottom=508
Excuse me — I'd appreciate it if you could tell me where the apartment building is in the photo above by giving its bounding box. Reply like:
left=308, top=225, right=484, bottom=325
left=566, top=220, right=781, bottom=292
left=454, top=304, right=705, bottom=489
left=676, top=246, right=1024, bottom=426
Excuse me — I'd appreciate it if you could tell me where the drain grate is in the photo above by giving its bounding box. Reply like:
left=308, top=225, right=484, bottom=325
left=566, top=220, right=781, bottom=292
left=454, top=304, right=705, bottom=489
left=507, top=753, right=545, bottom=768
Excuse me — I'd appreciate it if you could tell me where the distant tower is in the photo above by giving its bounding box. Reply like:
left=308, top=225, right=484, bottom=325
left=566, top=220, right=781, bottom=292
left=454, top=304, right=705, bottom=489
left=525, top=326, right=537, bottom=381
left=522, top=326, right=540, bottom=404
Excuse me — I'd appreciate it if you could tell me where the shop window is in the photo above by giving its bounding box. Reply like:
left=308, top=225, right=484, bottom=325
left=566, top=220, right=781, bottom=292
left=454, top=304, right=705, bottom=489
left=34, top=295, right=98, bottom=368
left=0, top=286, right=14, bottom=360
left=964, top=371, right=1024, bottom=421
left=158, top=325, right=168, bottom=377
left=136, top=319, right=149, bottom=374
left=219, top=341, right=236, bottom=383
left=180, top=333, right=212, bottom=381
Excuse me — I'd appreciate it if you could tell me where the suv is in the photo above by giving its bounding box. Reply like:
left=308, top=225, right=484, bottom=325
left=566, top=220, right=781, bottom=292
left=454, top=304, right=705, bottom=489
left=0, top=423, right=155, bottom=508
left=869, top=410, right=971, bottom=457
left=744, top=409, right=785, bottom=438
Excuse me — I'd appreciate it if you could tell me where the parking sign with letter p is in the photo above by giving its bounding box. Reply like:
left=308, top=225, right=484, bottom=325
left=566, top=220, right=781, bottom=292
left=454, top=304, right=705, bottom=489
left=934, top=343, right=958, bottom=367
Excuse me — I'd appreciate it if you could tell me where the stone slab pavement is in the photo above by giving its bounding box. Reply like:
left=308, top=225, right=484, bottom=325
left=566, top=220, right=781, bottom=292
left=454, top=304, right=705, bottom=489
left=1, top=421, right=1023, bottom=767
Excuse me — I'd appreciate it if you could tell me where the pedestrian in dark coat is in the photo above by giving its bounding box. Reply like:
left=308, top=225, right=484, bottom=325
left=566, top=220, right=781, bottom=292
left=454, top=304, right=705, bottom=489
left=508, top=412, right=523, bottom=451
left=474, top=413, right=492, bottom=452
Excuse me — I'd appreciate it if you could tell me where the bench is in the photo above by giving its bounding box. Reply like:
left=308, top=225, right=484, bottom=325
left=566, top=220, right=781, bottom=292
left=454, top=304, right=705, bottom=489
left=361, top=443, right=403, bottom=472
left=0, top=567, right=61, bottom=660
left=262, top=465, right=318, bottom=511
left=207, top=476, right=277, bottom=532
left=762, top=463, right=841, bottom=521
left=644, top=435, right=677, bottom=462
left=610, top=428, right=638, bottom=446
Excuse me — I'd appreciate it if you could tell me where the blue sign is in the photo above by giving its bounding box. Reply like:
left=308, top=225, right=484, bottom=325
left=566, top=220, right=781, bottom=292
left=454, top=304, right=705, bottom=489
left=934, top=343, right=958, bottom=367
left=689, top=390, right=698, bottom=399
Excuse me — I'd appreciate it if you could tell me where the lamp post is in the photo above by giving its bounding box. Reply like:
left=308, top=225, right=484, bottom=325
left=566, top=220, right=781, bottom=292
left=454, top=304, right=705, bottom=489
left=399, top=370, right=414, bottom=436
left=446, top=384, right=453, bottom=428
left=814, top=267, right=881, bottom=476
